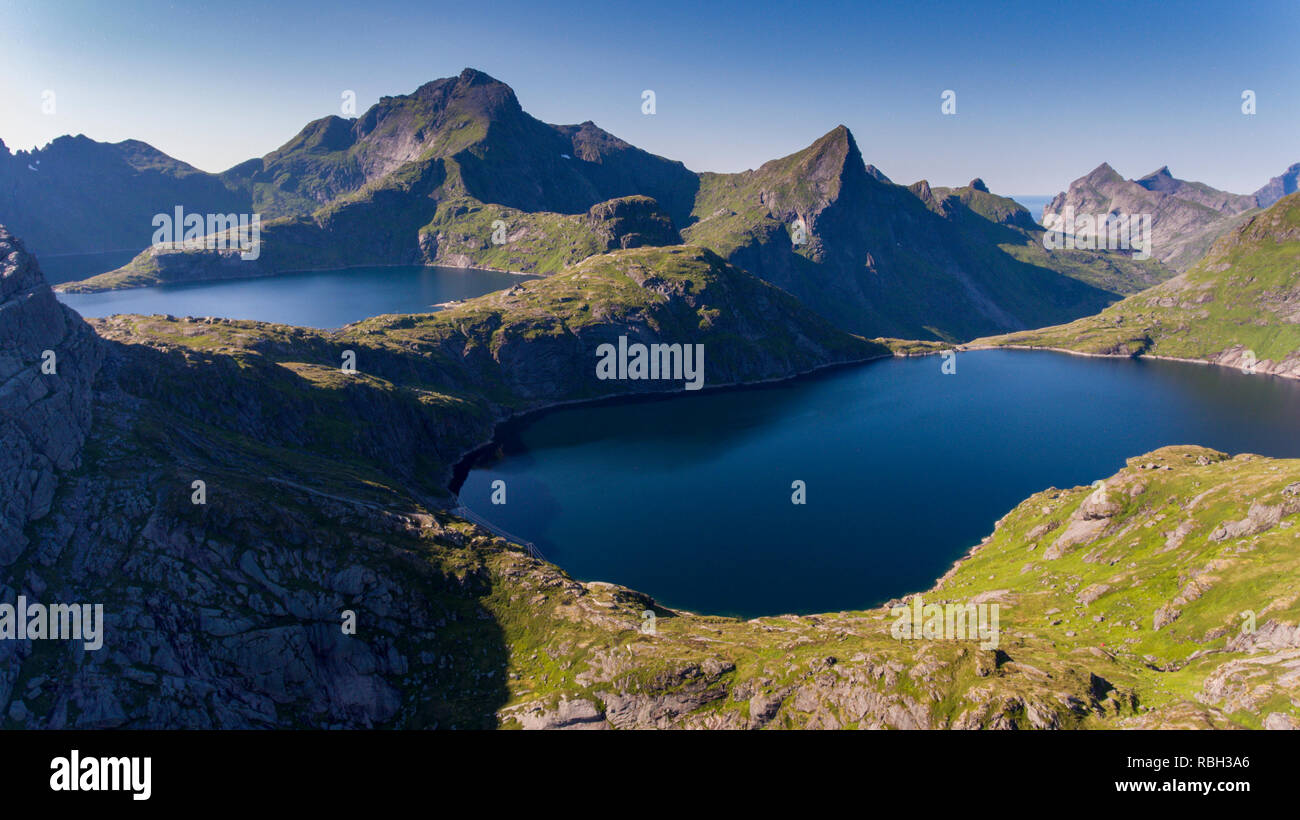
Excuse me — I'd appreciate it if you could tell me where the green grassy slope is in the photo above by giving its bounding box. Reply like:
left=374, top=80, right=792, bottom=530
left=974, top=192, right=1300, bottom=378
left=78, top=318, right=1300, bottom=728
left=95, top=244, right=887, bottom=411
left=27, top=232, right=1295, bottom=728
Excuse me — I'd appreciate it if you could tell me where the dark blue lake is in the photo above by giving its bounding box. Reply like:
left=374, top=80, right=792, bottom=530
left=57, top=265, right=532, bottom=329
left=51, top=262, right=1300, bottom=619
left=458, top=350, right=1300, bottom=618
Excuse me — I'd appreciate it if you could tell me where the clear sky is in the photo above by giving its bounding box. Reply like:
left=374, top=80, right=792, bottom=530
left=1, top=0, right=1296, bottom=195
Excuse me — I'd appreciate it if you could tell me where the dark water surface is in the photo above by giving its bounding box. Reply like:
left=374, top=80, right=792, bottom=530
left=57, top=265, right=531, bottom=329
left=459, top=350, right=1300, bottom=618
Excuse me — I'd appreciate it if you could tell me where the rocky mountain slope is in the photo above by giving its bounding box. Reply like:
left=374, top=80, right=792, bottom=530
left=0, top=136, right=247, bottom=258
left=46, top=71, right=1168, bottom=343
left=1043, top=163, right=1261, bottom=271
left=220, top=69, right=699, bottom=227
left=1, top=228, right=877, bottom=728
left=0, top=225, right=105, bottom=559
left=4, top=224, right=1297, bottom=729
left=974, top=192, right=1300, bottom=378
left=58, top=69, right=703, bottom=291
left=680, top=127, right=1168, bottom=340
left=2, top=71, right=697, bottom=268
left=1255, top=163, right=1300, bottom=209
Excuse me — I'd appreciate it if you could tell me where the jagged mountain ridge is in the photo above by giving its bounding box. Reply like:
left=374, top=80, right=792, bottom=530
left=1255, top=162, right=1300, bottom=209
left=9, top=70, right=1164, bottom=342
left=1043, top=162, right=1264, bottom=271
left=74, top=117, right=1169, bottom=343
left=681, top=126, right=1167, bottom=340
left=0, top=70, right=698, bottom=262
left=0, top=136, right=247, bottom=258
left=221, top=69, right=699, bottom=227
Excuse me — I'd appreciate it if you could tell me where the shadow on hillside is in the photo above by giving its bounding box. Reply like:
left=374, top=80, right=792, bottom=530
left=92, top=337, right=514, bottom=728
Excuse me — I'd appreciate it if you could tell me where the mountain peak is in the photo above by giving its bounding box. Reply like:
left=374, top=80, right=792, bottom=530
left=969, top=178, right=989, bottom=193
left=754, top=125, right=866, bottom=191
left=801, top=126, right=868, bottom=192
left=1049, top=160, right=1258, bottom=270
left=1083, top=162, right=1120, bottom=183
left=826, top=125, right=863, bottom=162
left=407, top=68, right=518, bottom=110
left=457, top=67, right=502, bottom=87
left=909, top=179, right=934, bottom=203
left=808, top=124, right=858, bottom=154
left=1136, top=165, right=1181, bottom=194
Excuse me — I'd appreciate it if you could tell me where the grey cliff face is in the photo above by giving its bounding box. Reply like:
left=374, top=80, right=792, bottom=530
left=0, top=223, right=508, bottom=729
left=0, top=226, right=104, bottom=563
left=1254, top=162, right=1300, bottom=209
left=1044, top=163, right=1257, bottom=271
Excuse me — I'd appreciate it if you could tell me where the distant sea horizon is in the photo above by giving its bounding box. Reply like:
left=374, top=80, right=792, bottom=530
left=1010, top=194, right=1054, bottom=223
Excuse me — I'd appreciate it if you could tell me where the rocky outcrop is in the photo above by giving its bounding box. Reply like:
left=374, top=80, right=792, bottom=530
left=7, top=446, right=505, bottom=728
left=1254, top=162, right=1300, bottom=209
left=5, top=233, right=892, bottom=730
left=2, top=222, right=519, bottom=728
left=864, top=164, right=891, bottom=184
left=1046, top=484, right=1120, bottom=559
left=584, top=195, right=679, bottom=250
left=1209, top=498, right=1300, bottom=542
left=0, top=225, right=103, bottom=561
left=1044, top=163, right=1258, bottom=270
left=683, top=126, right=1131, bottom=341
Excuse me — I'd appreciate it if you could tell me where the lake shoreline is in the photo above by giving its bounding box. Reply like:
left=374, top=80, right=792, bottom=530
left=56, top=265, right=536, bottom=330
left=446, top=345, right=1300, bottom=618
left=963, top=343, right=1300, bottom=382
left=54, top=259, right=535, bottom=294
left=444, top=349, right=899, bottom=499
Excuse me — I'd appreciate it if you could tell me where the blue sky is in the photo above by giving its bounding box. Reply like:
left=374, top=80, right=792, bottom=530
left=1, top=0, right=1296, bottom=194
